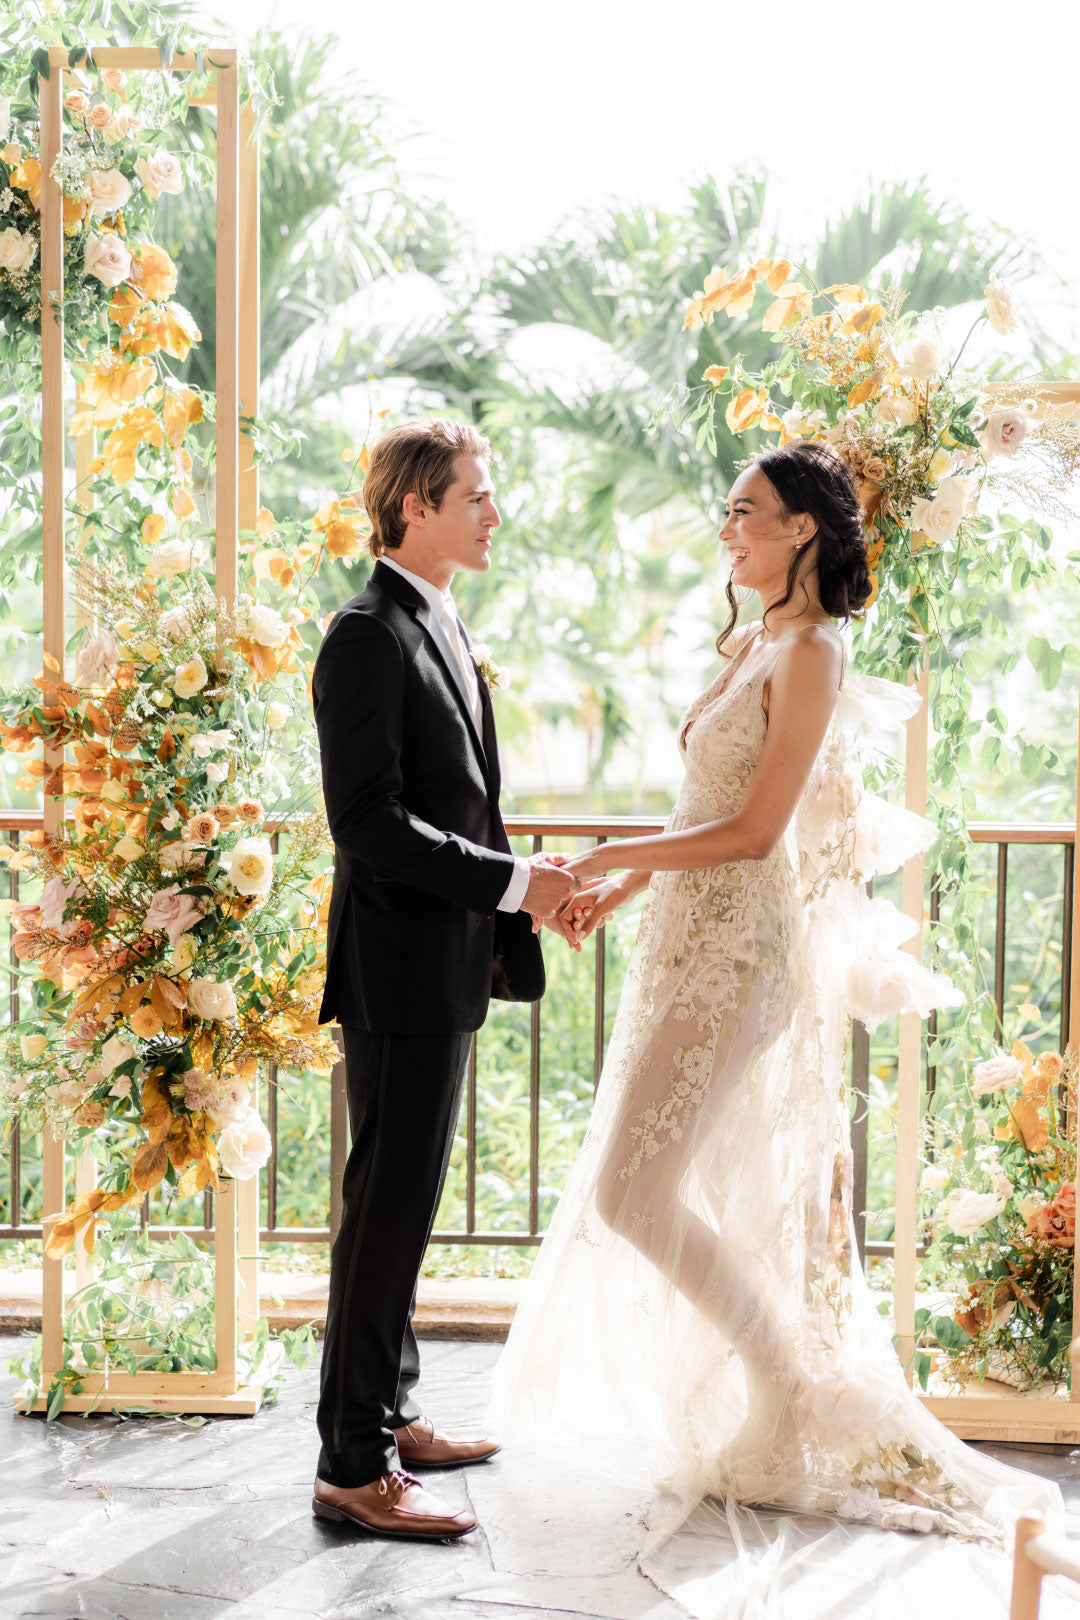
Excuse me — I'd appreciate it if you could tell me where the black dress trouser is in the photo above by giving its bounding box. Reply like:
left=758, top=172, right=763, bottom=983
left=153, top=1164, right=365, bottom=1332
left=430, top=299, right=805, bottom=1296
left=315, top=1024, right=472, bottom=1487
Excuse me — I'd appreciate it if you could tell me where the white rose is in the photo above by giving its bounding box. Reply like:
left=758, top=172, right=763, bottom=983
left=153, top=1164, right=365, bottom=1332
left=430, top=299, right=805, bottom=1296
left=248, top=603, right=289, bottom=649
left=908, top=476, right=966, bottom=545
left=896, top=337, right=942, bottom=380
left=227, top=837, right=274, bottom=896
left=76, top=629, right=120, bottom=688
left=979, top=405, right=1029, bottom=460
left=205, top=762, right=228, bottom=784
left=187, top=977, right=239, bottom=1022
left=20, top=1033, right=47, bottom=1061
left=189, top=734, right=215, bottom=758
left=84, top=233, right=132, bottom=289
left=134, top=150, right=184, bottom=200
left=158, top=606, right=192, bottom=642
left=100, top=1033, right=136, bottom=1074
left=920, top=1163, right=951, bottom=1191
left=266, top=701, right=289, bottom=730
left=173, top=656, right=209, bottom=699
left=87, top=167, right=132, bottom=217
left=941, top=1188, right=1008, bottom=1237
left=217, top=1109, right=272, bottom=1179
left=874, top=394, right=918, bottom=429
left=145, top=538, right=208, bottom=580
left=205, top=1081, right=252, bottom=1127
left=984, top=276, right=1017, bottom=336
left=0, top=226, right=37, bottom=273
left=972, top=1051, right=1025, bottom=1095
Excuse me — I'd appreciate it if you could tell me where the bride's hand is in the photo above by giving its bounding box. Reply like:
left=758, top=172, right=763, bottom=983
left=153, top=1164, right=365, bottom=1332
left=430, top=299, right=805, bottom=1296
left=555, top=878, right=626, bottom=950
left=564, top=846, right=611, bottom=884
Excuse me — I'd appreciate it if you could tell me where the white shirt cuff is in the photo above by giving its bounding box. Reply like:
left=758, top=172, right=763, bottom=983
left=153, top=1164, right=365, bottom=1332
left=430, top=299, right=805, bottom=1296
left=497, top=854, right=532, bottom=914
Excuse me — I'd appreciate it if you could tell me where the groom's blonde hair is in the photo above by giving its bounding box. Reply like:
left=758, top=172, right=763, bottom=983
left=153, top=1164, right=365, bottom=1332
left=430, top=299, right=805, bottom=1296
left=364, top=419, right=491, bottom=558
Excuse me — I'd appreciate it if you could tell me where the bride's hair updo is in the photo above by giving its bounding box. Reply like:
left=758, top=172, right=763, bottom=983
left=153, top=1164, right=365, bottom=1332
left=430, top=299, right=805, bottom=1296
left=717, top=439, right=873, bottom=651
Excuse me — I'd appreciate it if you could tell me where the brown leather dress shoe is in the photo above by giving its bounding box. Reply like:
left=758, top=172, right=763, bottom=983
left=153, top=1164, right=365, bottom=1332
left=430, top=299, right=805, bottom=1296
left=392, top=1414, right=502, bottom=1469
left=311, top=1470, right=477, bottom=1540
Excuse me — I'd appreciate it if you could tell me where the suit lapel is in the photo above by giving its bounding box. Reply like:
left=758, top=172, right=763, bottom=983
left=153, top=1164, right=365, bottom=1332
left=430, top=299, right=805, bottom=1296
left=371, top=563, right=490, bottom=783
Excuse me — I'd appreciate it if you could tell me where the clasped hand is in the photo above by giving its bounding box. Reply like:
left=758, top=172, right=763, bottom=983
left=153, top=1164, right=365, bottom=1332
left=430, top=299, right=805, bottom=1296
left=523, top=844, right=622, bottom=950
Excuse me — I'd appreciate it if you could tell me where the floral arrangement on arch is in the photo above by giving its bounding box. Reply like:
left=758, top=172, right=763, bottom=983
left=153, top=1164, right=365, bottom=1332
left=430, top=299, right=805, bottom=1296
left=0, top=53, right=379, bottom=1260
left=673, top=255, right=1080, bottom=615
left=915, top=1012, right=1076, bottom=1391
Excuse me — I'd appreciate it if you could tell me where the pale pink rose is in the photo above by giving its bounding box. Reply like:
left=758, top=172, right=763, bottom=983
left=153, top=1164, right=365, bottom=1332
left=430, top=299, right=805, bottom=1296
left=972, top=1051, right=1025, bottom=1095
left=109, top=1074, right=132, bottom=1099
left=87, top=166, right=131, bottom=217
left=979, top=405, right=1029, bottom=460
left=135, top=150, right=183, bottom=200
left=40, top=875, right=84, bottom=935
left=84, top=233, right=132, bottom=289
left=76, top=628, right=120, bottom=688
left=143, top=883, right=204, bottom=946
left=218, top=1109, right=272, bottom=1177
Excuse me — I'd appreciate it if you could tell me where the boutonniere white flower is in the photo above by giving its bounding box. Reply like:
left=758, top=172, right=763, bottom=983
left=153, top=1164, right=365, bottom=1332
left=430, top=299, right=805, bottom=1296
left=471, top=642, right=509, bottom=694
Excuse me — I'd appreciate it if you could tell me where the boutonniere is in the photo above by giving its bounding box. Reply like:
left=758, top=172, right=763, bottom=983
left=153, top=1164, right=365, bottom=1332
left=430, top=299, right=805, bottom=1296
left=471, top=642, right=509, bottom=695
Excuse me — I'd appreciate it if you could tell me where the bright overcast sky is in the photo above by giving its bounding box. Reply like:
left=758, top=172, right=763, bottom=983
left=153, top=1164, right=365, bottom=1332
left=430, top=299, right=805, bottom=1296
left=211, top=0, right=1079, bottom=349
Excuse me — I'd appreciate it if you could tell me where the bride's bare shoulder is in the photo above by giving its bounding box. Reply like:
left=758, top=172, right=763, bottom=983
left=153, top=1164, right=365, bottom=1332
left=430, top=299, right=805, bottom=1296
left=719, top=621, right=762, bottom=663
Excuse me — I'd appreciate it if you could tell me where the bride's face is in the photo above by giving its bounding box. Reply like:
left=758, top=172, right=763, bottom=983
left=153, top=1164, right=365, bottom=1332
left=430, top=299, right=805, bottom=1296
left=718, top=466, right=813, bottom=596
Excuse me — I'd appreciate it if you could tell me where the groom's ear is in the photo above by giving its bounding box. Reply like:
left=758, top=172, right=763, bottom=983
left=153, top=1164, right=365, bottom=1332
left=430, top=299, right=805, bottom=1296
left=401, top=490, right=427, bottom=528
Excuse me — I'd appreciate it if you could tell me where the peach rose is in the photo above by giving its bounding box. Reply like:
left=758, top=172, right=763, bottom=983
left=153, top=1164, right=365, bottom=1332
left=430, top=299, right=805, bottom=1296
left=235, top=798, right=264, bottom=825
left=185, top=812, right=220, bottom=844
left=65, top=90, right=89, bottom=115
left=85, top=103, right=112, bottom=130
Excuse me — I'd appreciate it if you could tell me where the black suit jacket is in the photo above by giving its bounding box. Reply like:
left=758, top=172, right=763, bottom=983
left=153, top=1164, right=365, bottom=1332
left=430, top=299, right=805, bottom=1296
left=312, top=561, right=544, bottom=1033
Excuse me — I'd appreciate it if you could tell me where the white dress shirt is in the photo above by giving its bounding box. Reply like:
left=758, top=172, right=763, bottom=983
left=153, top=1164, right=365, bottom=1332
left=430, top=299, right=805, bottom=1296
left=379, top=555, right=530, bottom=914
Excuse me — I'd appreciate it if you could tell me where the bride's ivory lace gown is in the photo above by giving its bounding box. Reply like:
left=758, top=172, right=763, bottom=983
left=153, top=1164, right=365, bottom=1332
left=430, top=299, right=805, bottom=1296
left=486, top=625, right=1070, bottom=1614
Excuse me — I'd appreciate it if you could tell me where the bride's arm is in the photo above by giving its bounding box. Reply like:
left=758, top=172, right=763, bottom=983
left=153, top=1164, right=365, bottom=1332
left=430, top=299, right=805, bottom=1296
left=567, top=629, right=843, bottom=881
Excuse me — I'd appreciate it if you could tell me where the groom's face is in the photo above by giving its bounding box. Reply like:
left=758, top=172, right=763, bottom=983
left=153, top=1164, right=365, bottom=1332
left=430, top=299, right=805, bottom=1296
left=426, top=455, right=502, bottom=577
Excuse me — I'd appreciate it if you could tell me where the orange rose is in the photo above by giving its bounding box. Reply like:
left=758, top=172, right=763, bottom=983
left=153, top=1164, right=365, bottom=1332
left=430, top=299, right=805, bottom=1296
left=1027, top=1182, right=1075, bottom=1248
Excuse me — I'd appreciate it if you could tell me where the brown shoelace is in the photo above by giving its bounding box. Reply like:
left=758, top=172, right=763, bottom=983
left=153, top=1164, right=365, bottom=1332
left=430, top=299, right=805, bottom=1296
left=377, top=1469, right=420, bottom=1501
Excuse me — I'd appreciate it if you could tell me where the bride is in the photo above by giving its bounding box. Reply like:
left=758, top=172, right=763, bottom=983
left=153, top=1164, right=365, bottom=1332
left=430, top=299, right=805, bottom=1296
left=484, top=440, right=1070, bottom=1615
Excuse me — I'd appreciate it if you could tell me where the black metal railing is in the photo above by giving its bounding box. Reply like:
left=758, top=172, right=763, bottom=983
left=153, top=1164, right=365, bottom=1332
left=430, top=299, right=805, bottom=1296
left=1, top=812, right=1074, bottom=1261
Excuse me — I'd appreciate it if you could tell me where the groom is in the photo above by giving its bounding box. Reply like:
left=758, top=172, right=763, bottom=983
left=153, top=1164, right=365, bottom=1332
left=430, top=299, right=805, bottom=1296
left=310, top=419, right=577, bottom=1539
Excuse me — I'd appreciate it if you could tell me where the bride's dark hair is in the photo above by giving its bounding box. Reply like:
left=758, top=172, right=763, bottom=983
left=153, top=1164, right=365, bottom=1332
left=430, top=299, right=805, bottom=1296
left=716, top=440, right=873, bottom=653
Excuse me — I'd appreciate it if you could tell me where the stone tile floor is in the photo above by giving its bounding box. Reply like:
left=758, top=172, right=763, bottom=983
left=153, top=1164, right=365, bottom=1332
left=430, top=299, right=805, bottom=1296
left=4, top=1331, right=1080, bottom=1620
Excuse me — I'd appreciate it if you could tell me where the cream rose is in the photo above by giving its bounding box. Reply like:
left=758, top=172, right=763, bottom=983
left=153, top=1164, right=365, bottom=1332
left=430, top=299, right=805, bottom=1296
left=173, top=655, right=209, bottom=699
left=920, top=1163, right=950, bottom=1191
left=248, top=603, right=289, bottom=649
left=941, top=1188, right=1008, bottom=1237
left=217, top=1109, right=272, bottom=1179
left=159, top=841, right=199, bottom=874
left=979, top=405, right=1029, bottom=460
left=102, top=107, right=137, bottom=146
left=101, top=68, right=127, bottom=93
left=227, top=837, right=274, bottom=896
left=265, top=701, right=289, bottom=730
left=908, top=476, right=966, bottom=545
left=100, top=1033, right=137, bottom=1074
left=135, top=150, right=183, bottom=200
left=0, top=226, right=37, bottom=273
left=205, top=762, right=228, bottom=784
left=874, top=394, right=918, bottom=429
left=20, top=1033, right=47, bottom=1062
left=896, top=337, right=942, bottom=380
left=972, top=1050, right=1026, bottom=1095
left=84, top=233, right=132, bottom=289
left=187, top=977, right=239, bottom=1022
left=984, top=276, right=1017, bottom=336
left=166, top=933, right=199, bottom=973
left=145, top=538, right=208, bottom=580
left=87, top=167, right=132, bottom=217
left=76, top=628, right=120, bottom=688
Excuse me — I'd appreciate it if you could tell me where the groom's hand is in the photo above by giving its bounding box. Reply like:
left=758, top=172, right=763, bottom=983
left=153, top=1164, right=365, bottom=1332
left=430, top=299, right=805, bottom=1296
left=521, top=854, right=578, bottom=927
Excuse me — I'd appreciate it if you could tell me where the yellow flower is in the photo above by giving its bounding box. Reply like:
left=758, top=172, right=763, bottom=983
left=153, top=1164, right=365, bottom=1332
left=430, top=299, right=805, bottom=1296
left=761, top=282, right=812, bottom=332
left=702, top=365, right=729, bottom=386
left=129, top=241, right=178, bottom=302
left=162, top=386, right=203, bottom=448
left=129, top=1005, right=164, bottom=1039
left=313, top=500, right=365, bottom=560
left=725, top=387, right=769, bottom=435
left=683, top=297, right=705, bottom=332
left=114, top=834, right=144, bottom=862
left=142, top=513, right=167, bottom=545
left=102, top=406, right=165, bottom=485
left=927, top=448, right=953, bottom=482
left=9, top=157, right=41, bottom=209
